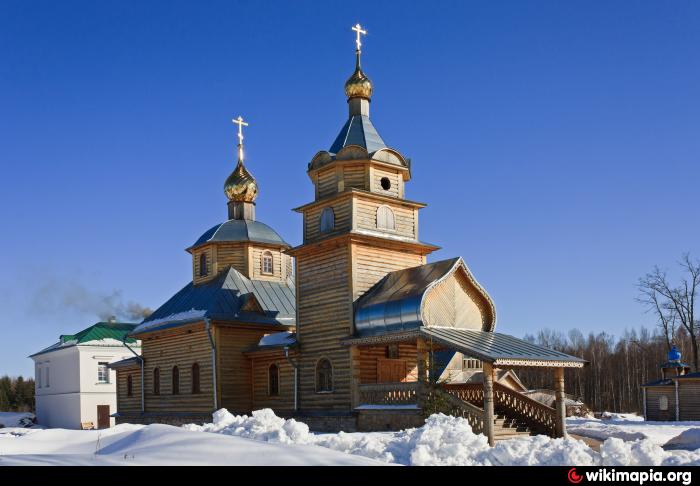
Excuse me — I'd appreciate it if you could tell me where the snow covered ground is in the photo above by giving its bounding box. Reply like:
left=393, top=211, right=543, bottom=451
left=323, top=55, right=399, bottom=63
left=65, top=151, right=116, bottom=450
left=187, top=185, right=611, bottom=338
left=3, top=409, right=700, bottom=466
left=567, top=414, right=700, bottom=447
left=0, top=412, right=36, bottom=429
left=0, top=422, right=383, bottom=466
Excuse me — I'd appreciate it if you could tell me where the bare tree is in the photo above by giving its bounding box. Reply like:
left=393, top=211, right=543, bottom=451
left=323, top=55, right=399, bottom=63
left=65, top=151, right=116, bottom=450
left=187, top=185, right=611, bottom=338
left=638, top=253, right=700, bottom=370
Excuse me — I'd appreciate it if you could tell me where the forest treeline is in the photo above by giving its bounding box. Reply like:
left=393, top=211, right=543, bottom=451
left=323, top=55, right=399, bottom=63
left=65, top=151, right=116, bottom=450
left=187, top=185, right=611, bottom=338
left=518, top=326, right=694, bottom=413
left=0, top=376, right=35, bottom=412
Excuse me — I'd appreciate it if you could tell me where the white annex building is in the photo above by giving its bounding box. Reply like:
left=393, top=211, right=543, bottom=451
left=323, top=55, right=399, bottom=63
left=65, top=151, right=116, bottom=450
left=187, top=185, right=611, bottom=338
left=29, top=320, right=140, bottom=429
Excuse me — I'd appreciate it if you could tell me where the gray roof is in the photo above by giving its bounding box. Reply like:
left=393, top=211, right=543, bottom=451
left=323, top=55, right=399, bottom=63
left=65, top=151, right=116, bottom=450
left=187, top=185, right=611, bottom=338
left=354, top=258, right=461, bottom=337
left=132, top=266, right=295, bottom=335
left=329, top=115, right=386, bottom=154
left=108, top=357, right=141, bottom=369
left=190, top=219, right=289, bottom=250
left=641, top=378, right=674, bottom=387
left=420, top=327, right=587, bottom=367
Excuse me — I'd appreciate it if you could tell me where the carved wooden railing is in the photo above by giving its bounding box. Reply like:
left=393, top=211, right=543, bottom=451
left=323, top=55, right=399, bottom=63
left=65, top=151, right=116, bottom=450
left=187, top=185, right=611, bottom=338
left=425, top=385, right=485, bottom=434
left=443, top=382, right=557, bottom=436
left=358, top=382, right=418, bottom=406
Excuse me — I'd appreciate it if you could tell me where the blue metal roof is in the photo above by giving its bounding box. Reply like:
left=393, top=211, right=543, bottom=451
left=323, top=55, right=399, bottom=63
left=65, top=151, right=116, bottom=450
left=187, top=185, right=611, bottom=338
left=329, top=115, right=386, bottom=154
left=354, top=258, right=461, bottom=337
left=132, top=266, right=296, bottom=335
left=421, top=327, right=587, bottom=367
left=190, top=219, right=289, bottom=250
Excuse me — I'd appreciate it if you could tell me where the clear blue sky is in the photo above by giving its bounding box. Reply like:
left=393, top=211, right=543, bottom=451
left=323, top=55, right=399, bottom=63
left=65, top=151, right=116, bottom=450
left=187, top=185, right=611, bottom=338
left=1, top=1, right=698, bottom=376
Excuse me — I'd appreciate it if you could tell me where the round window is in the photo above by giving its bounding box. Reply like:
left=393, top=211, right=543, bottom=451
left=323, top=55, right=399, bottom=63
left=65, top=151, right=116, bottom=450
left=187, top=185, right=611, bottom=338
left=380, top=177, right=391, bottom=191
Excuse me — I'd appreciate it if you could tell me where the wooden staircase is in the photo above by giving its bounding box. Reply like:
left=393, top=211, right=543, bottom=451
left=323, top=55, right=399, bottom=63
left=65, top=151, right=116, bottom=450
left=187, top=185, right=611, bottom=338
left=440, top=382, right=557, bottom=441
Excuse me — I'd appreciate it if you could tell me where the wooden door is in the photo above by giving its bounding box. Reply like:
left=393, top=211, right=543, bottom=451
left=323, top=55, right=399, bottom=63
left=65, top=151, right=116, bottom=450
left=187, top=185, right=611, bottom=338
left=377, top=359, right=407, bottom=383
left=97, top=405, right=110, bottom=429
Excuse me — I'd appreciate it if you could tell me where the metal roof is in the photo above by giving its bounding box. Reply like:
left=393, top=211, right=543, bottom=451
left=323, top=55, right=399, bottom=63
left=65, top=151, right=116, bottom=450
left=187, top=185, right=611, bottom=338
left=329, top=115, right=386, bottom=154
left=420, top=327, right=587, bottom=368
left=108, top=356, right=141, bottom=369
left=132, top=266, right=296, bottom=335
left=30, top=322, right=138, bottom=357
left=190, top=219, right=289, bottom=250
left=354, top=258, right=462, bottom=337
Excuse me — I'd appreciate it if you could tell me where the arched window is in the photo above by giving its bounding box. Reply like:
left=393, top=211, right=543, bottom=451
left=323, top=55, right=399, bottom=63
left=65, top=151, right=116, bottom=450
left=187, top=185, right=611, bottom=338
left=316, top=358, right=333, bottom=393
left=172, top=366, right=180, bottom=395
left=191, top=363, right=200, bottom=394
left=269, top=363, right=279, bottom=396
left=376, top=205, right=396, bottom=231
left=153, top=368, right=160, bottom=395
left=262, top=251, right=274, bottom=275
left=127, top=374, right=133, bottom=397
left=659, top=395, right=669, bottom=411
left=319, top=207, right=335, bottom=234
left=199, top=253, right=208, bottom=277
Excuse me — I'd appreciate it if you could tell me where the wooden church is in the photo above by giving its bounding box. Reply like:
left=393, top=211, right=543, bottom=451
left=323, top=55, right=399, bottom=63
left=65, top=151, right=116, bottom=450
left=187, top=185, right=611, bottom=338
left=111, top=25, right=585, bottom=445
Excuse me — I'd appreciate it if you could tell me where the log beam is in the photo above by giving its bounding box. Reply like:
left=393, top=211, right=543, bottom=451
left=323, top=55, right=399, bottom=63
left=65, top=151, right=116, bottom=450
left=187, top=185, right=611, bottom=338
left=416, top=337, right=428, bottom=410
left=483, top=361, right=495, bottom=446
left=554, top=367, right=567, bottom=438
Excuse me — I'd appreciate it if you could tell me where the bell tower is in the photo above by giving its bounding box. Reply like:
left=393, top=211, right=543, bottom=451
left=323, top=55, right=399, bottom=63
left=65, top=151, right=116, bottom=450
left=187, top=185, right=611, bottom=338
left=289, top=25, right=439, bottom=412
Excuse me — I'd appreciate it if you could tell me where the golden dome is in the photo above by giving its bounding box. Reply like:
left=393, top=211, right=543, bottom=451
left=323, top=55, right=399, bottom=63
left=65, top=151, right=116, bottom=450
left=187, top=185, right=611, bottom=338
left=344, top=54, right=373, bottom=100
left=224, top=160, right=258, bottom=202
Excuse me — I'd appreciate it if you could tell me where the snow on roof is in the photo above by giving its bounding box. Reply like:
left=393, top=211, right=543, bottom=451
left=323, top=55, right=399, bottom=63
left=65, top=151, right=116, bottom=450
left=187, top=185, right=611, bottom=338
left=258, top=331, right=296, bottom=348
left=132, top=309, right=207, bottom=335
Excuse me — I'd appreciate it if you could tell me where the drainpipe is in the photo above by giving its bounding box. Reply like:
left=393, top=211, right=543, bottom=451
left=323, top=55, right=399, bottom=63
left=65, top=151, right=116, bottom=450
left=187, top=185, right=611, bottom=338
left=205, top=318, right=218, bottom=410
left=122, top=336, right=144, bottom=414
left=642, top=387, right=647, bottom=421
left=675, top=379, right=680, bottom=421
left=284, top=346, right=298, bottom=412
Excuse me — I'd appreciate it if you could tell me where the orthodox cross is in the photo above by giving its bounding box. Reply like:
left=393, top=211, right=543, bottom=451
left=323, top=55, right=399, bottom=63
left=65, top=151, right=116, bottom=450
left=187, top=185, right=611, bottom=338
left=352, top=23, right=366, bottom=51
left=232, top=115, right=249, bottom=162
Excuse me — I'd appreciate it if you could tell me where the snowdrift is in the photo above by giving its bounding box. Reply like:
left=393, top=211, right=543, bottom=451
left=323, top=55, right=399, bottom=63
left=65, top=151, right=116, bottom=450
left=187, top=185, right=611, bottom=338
left=185, top=408, right=700, bottom=466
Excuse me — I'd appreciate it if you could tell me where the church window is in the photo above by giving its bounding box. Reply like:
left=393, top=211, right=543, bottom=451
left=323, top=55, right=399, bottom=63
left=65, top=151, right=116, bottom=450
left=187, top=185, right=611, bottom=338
left=386, top=344, right=399, bottom=359
left=319, top=207, right=335, bottom=234
left=127, top=374, right=133, bottom=397
left=262, top=251, right=274, bottom=275
left=191, top=363, right=200, bottom=394
left=172, top=366, right=180, bottom=395
left=36, top=365, right=41, bottom=388
left=659, top=395, right=669, bottom=411
left=380, top=177, right=391, bottom=191
left=97, top=362, right=109, bottom=383
left=153, top=368, right=160, bottom=395
left=316, top=358, right=333, bottom=393
left=268, top=363, right=279, bottom=396
left=45, top=367, right=50, bottom=388
left=376, top=205, right=396, bottom=231
left=199, top=253, right=208, bottom=277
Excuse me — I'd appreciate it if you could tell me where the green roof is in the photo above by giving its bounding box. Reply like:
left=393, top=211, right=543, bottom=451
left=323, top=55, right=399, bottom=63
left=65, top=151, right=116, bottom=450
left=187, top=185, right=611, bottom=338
left=30, top=321, right=139, bottom=357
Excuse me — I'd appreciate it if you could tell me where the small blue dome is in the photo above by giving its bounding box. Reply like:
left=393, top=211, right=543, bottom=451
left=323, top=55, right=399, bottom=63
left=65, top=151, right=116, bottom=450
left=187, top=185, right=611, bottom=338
left=189, top=219, right=289, bottom=250
left=668, top=345, right=682, bottom=362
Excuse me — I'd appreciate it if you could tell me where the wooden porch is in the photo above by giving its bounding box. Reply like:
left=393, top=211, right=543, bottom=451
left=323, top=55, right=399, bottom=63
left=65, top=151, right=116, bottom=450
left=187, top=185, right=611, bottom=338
left=350, top=328, right=586, bottom=445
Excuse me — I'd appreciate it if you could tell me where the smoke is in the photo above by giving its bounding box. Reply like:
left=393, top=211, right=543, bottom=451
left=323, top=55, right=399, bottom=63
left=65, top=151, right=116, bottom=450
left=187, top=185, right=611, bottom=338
left=30, top=279, right=153, bottom=322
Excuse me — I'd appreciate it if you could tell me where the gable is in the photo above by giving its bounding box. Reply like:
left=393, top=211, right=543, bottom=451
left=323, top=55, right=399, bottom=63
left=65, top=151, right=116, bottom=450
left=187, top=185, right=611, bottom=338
left=421, top=265, right=495, bottom=332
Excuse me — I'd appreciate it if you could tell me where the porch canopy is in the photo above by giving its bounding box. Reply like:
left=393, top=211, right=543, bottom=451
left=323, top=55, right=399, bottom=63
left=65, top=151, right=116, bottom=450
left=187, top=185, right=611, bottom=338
left=420, top=327, right=586, bottom=368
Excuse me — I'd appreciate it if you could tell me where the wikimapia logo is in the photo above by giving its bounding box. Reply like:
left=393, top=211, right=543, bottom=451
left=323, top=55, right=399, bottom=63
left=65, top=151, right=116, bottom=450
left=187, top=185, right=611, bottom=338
left=567, top=468, right=693, bottom=485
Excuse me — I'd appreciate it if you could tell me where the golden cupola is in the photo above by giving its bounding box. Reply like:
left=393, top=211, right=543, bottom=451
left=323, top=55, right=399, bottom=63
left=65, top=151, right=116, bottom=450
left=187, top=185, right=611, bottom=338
left=344, top=52, right=373, bottom=100
left=224, top=160, right=258, bottom=203
left=224, top=116, right=258, bottom=220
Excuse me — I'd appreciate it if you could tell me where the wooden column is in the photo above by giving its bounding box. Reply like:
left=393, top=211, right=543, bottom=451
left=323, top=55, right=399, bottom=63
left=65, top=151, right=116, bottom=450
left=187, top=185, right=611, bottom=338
left=416, top=338, right=429, bottom=410
left=483, top=361, right=495, bottom=447
left=554, top=367, right=567, bottom=438
left=350, top=345, right=362, bottom=409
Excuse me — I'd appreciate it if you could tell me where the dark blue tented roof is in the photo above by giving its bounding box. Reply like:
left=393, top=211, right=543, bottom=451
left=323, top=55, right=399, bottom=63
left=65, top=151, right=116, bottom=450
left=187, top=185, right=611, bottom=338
left=190, top=219, right=289, bottom=249
left=132, top=267, right=295, bottom=335
left=329, top=115, right=386, bottom=154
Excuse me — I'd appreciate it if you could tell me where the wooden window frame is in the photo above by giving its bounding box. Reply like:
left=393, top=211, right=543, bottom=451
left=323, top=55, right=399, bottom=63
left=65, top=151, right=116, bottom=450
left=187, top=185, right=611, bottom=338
left=376, top=205, right=396, bottom=231
left=153, top=368, right=160, bottom=395
left=315, top=358, right=334, bottom=393
left=127, top=374, right=133, bottom=397
left=172, top=366, right=180, bottom=395
left=659, top=394, right=669, bottom=411
left=191, top=362, right=200, bottom=394
left=199, top=252, right=208, bottom=277
left=319, top=207, right=335, bottom=234
left=268, top=363, right=280, bottom=397
left=261, top=251, right=274, bottom=275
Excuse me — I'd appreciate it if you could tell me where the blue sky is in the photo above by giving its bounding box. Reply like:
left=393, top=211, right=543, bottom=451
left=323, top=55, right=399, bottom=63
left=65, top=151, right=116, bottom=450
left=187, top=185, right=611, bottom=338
left=1, top=1, right=698, bottom=376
